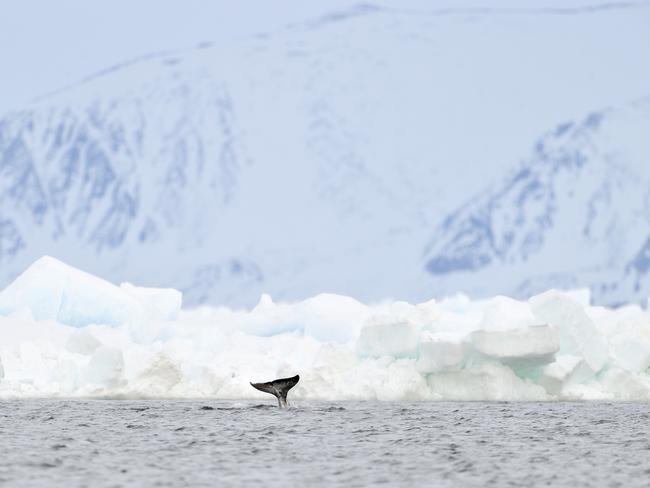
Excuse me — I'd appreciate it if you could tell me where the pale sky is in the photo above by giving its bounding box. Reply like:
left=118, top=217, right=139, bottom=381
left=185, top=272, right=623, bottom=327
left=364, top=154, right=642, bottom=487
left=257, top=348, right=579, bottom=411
left=0, top=0, right=356, bottom=114
left=2, top=0, right=645, bottom=116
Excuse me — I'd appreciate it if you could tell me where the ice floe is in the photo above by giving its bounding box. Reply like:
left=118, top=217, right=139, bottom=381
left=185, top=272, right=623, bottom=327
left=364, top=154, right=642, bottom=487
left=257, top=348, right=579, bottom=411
left=2, top=256, right=650, bottom=400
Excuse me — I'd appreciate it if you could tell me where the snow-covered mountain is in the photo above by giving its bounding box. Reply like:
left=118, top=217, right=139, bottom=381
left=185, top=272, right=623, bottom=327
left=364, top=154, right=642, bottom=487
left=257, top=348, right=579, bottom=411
left=424, top=98, right=650, bottom=305
left=1, top=3, right=649, bottom=306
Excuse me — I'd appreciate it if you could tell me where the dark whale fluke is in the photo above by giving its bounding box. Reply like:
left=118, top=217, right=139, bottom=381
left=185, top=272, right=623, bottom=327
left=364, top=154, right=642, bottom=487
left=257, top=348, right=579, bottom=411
left=250, top=375, right=299, bottom=408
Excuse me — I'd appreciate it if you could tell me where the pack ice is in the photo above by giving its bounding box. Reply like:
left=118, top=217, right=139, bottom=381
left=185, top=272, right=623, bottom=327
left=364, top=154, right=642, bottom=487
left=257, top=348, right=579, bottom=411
left=1, top=256, right=650, bottom=400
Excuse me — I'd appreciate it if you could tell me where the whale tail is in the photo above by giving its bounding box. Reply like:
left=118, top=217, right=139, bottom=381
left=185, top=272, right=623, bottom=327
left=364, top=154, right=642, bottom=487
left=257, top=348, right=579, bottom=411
left=250, top=375, right=300, bottom=408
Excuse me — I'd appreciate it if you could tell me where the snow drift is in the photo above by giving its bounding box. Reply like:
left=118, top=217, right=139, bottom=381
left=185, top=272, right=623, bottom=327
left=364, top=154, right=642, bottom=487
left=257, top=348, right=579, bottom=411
left=1, top=256, right=650, bottom=401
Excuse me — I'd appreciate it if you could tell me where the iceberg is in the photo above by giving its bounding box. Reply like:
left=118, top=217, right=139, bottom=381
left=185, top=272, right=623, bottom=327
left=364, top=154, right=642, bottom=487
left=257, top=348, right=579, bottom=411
left=529, top=290, right=608, bottom=376
left=0, top=257, right=181, bottom=328
left=416, top=333, right=467, bottom=373
left=357, top=316, right=420, bottom=359
left=536, top=355, right=592, bottom=396
left=2, top=257, right=650, bottom=400
left=120, top=283, right=182, bottom=323
left=469, top=325, right=560, bottom=367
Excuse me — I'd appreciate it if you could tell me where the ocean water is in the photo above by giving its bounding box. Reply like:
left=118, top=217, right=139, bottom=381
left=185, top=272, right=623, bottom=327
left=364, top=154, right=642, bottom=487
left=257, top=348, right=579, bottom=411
left=0, top=401, right=649, bottom=487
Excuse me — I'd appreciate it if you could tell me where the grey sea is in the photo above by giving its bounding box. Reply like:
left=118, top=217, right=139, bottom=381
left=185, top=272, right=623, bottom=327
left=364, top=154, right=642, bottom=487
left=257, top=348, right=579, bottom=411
left=1, top=400, right=649, bottom=487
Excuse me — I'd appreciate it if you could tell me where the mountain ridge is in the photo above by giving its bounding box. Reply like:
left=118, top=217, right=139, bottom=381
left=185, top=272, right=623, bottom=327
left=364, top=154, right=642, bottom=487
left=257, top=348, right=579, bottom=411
left=1, top=5, right=649, bottom=306
left=424, top=98, right=650, bottom=305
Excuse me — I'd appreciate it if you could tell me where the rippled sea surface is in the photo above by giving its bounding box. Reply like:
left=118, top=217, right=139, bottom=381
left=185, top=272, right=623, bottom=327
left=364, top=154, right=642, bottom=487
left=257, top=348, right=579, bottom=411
left=1, top=401, right=650, bottom=487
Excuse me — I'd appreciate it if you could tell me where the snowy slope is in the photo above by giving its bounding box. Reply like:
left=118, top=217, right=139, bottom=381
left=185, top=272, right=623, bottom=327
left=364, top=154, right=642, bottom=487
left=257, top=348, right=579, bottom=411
left=1, top=3, right=649, bottom=306
left=424, top=98, right=650, bottom=305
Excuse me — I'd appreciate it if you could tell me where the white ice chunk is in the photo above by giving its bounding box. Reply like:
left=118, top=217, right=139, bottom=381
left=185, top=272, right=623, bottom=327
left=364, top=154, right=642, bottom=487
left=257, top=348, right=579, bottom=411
left=433, top=294, right=485, bottom=334
left=598, top=368, right=650, bottom=401
left=0, top=257, right=65, bottom=320
left=479, top=295, right=539, bottom=331
left=427, top=363, right=548, bottom=401
left=415, top=297, right=439, bottom=322
left=66, top=330, right=102, bottom=355
left=120, top=282, right=182, bottom=322
left=52, top=359, right=81, bottom=395
left=437, top=294, right=473, bottom=314
left=372, top=300, right=436, bottom=333
left=128, top=354, right=183, bottom=397
left=529, top=290, right=608, bottom=375
left=295, top=294, right=370, bottom=343
left=470, top=325, right=559, bottom=367
left=357, top=316, right=420, bottom=358
left=0, top=256, right=145, bottom=327
left=373, top=360, right=431, bottom=401
left=537, top=355, right=593, bottom=396
left=563, top=289, right=591, bottom=307
left=416, top=332, right=467, bottom=373
left=239, top=293, right=370, bottom=342
left=83, top=347, right=125, bottom=388
left=596, top=305, right=650, bottom=373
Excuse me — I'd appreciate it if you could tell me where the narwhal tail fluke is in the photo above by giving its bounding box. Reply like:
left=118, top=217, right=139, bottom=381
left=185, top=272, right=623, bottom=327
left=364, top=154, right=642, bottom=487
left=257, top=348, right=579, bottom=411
left=250, top=375, right=300, bottom=408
